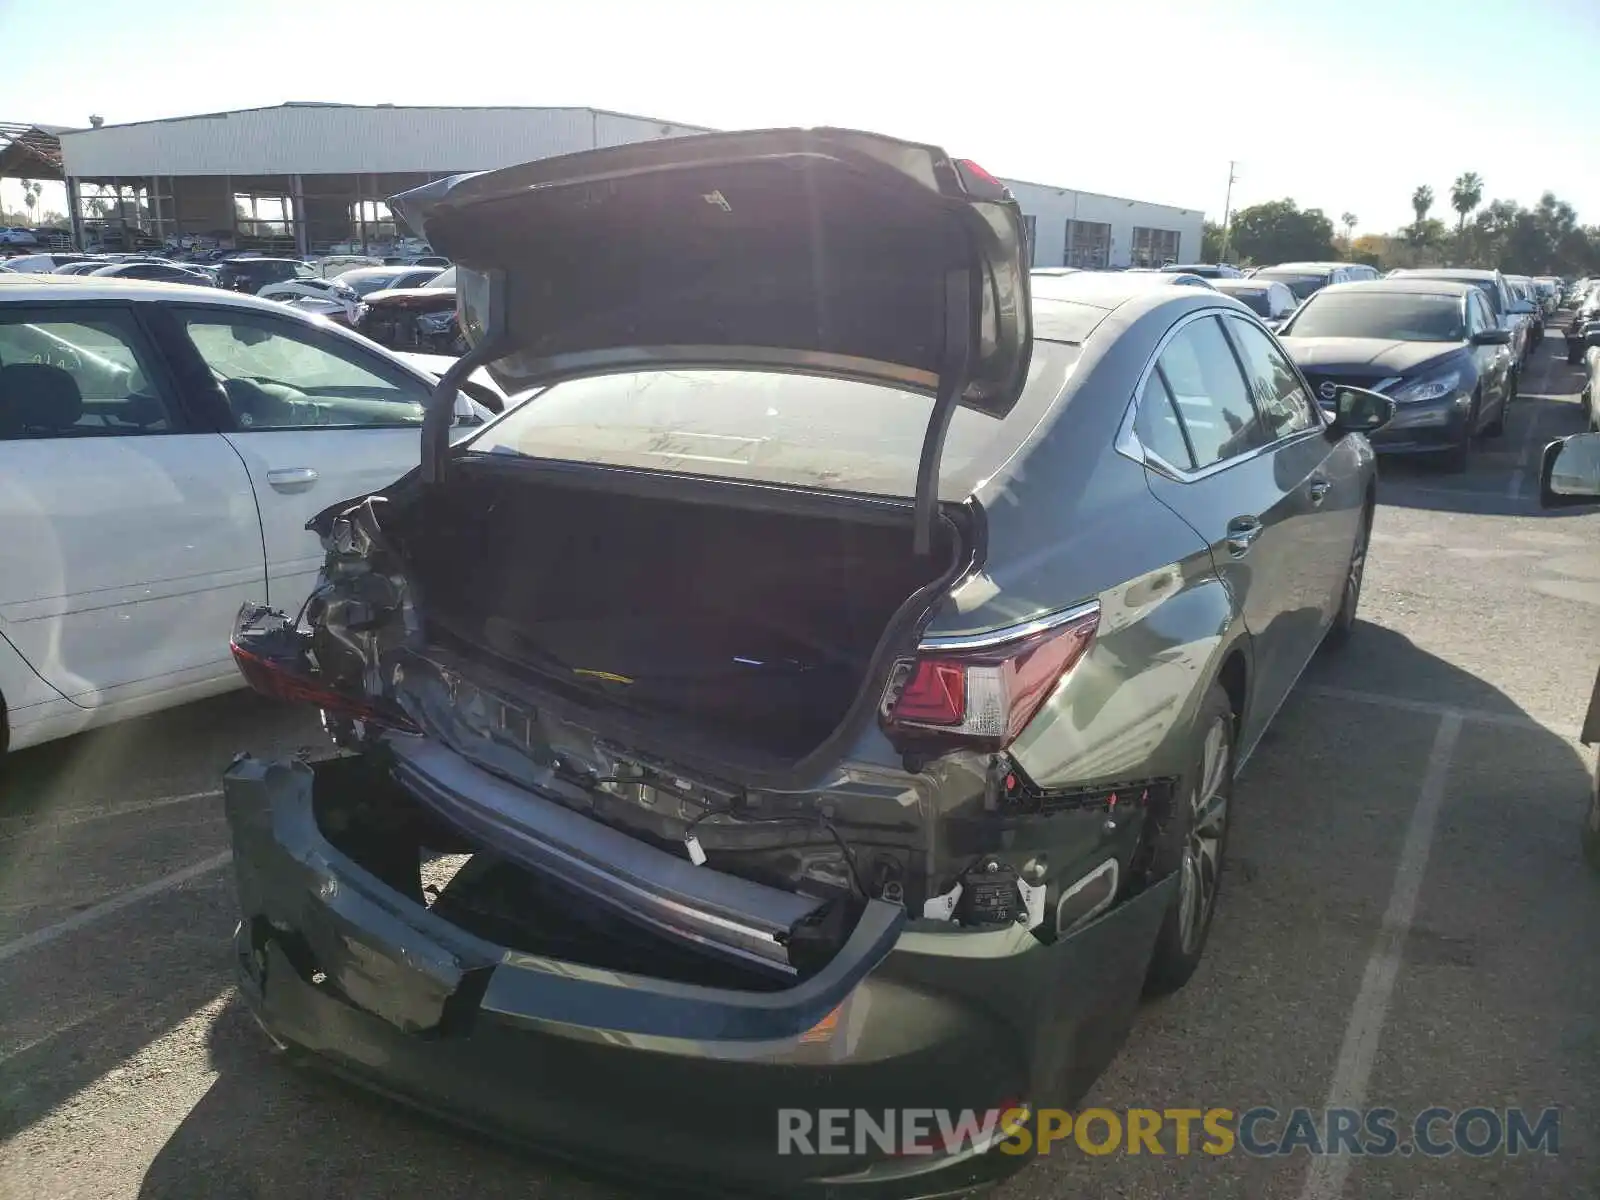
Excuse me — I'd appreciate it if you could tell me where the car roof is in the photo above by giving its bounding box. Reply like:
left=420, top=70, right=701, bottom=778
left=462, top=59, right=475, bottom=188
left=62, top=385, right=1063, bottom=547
left=1311, top=279, right=1478, bottom=298
left=1211, top=279, right=1275, bottom=292
left=0, top=272, right=320, bottom=311
left=1254, top=263, right=1340, bottom=274
left=1392, top=267, right=1500, bottom=281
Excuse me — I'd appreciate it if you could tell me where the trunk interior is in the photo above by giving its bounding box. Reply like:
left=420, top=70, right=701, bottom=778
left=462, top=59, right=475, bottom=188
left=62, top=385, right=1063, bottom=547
left=381, top=462, right=962, bottom=763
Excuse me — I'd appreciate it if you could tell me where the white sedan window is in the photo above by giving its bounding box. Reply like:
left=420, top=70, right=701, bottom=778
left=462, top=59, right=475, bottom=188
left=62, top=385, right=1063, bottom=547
left=182, top=313, right=430, bottom=430
left=0, top=311, right=174, bottom=437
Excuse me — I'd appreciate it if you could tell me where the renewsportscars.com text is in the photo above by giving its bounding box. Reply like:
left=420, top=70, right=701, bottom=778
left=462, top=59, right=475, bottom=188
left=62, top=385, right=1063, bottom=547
left=776, top=1106, right=1560, bottom=1158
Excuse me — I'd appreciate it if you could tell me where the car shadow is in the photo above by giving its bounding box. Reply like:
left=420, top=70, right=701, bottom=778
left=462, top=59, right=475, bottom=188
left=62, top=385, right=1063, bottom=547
left=0, top=690, right=323, bottom=821
left=121, top=630, right=1599, bottom=1198
left=135, top=994, right=686, bottom=1200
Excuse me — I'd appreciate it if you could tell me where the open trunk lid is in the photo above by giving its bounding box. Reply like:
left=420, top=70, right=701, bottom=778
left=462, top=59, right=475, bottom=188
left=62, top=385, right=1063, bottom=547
left=388, top=128, right=1034, bottom=551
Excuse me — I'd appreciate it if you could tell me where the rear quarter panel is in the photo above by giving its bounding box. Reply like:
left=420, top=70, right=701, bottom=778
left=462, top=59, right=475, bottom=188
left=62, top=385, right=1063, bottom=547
left=929, top=296, right=1251, bottom=790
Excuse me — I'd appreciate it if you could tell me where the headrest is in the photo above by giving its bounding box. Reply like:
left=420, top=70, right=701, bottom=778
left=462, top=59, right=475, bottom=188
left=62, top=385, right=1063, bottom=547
left=0, top=363, right=85, bottom=434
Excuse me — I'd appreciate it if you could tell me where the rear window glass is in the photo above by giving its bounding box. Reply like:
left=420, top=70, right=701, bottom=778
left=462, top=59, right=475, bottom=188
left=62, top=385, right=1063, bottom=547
left=1403, top=275, right=1501, bottom=313
left=467, top=340, right=1083, bottom=500
left=1252, top=271, right=1329, bottom=300
left=1221, top=288, right=1272, bottom=317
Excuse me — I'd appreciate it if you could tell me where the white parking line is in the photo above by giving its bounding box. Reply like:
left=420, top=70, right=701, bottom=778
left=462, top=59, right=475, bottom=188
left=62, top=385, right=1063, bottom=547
left=1298, top=712, right=1463, bottom=1200
left=0, top=789, right=221, bottom=843
left=1303, top=683, right=1581, bottom=738
left=0, top=850, right=231, bottom=966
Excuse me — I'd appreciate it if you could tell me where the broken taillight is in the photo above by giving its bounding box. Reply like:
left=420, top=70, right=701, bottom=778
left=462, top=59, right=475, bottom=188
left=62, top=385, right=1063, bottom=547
left=230, top=640, right=417, bottom=733
left=880, top=606, right=1099, bottom=752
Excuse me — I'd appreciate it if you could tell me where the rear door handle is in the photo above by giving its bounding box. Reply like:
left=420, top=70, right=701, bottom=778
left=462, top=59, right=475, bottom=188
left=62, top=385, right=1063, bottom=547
left=1225, top=515, right=1263, bottom=558
left=265, top=467, right=319, bottom=493
left=1308, top=478, right=1331, bottom=505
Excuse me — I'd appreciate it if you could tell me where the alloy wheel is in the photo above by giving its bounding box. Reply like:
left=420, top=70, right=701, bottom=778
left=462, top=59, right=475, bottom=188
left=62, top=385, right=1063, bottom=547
left=1177, top=717, right=1230, bottom=954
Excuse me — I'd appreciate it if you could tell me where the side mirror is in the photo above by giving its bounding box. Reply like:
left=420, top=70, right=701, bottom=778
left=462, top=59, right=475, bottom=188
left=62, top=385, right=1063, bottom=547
left=1471, top=327, right=1511, bottom=346
left=1327, top=385, right=1395, bottom=436
left=1540, top=433, right=1600, bottom=508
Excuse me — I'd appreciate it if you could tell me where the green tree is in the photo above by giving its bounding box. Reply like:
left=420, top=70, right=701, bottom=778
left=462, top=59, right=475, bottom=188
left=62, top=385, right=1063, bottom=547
left=1201, top=220, right=1226, bottom=262
left=1449, top=173, right=1483, bottom=236
left=1228, top=199, right=1337, bottom=265
left=1340, top=212, right=1357, bottom=249
left=1411, top=185, right=1435, bottom=226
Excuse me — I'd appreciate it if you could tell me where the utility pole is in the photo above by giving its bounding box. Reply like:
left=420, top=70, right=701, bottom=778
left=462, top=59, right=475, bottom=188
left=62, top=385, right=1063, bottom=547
left=1218, top=160, right=1238, bottom=264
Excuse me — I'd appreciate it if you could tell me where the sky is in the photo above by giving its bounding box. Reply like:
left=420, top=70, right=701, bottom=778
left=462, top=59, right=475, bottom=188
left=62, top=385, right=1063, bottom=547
left=2, top=0, right=1598, bottom=234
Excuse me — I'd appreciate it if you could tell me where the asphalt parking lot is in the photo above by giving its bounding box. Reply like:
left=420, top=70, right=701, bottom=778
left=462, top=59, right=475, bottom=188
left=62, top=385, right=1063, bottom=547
left=2, top=334, right=1598, bottom=1200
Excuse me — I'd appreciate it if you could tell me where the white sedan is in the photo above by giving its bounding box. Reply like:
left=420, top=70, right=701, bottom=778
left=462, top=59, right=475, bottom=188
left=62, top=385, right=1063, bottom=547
left=0, top=273, right=495, bottom=755
left=257, top=275, right=364, bottom=324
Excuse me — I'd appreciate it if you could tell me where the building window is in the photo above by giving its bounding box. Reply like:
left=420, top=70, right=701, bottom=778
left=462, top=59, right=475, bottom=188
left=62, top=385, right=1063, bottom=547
left=1065, top=220, right=1111, bottom=269
left=1022, top=215, right=1037, bottom=266
left=348, top=199, right=397, bottom=246
left=1131, top=226, right=1181, bottom=268
left=233, top=193, right=295, bottom=249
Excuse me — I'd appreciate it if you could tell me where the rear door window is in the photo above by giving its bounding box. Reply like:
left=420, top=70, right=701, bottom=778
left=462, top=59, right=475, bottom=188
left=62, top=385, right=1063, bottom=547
left=1154, top=315, right=1270, bottom=468
left=1221, top=315, right=1319, bottom=440
left=1133, top=368, right=1195, bottom=470
left=0, top=308, right=179, bottom=437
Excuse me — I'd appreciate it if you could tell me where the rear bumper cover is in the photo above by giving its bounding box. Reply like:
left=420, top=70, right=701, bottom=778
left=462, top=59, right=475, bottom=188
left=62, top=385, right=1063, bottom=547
left=223, top=754, right=1173, bottom=1198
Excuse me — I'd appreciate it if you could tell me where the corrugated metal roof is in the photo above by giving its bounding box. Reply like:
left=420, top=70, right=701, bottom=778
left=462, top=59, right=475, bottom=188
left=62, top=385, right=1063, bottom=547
left=58, top=104, right=716, bottom=178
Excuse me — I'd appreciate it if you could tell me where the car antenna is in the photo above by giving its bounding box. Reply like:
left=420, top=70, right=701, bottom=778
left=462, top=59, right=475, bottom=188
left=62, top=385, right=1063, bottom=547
left=912, top=268, right=975, bottom=556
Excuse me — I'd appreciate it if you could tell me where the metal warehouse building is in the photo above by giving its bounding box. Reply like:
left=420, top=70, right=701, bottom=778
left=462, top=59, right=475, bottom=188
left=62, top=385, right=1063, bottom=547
left=4, top=104, right=1202, bottom=265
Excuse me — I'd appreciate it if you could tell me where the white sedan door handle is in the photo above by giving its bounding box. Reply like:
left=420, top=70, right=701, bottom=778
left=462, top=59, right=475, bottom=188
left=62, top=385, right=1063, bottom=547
left=265, top=467, right=319, bottom=492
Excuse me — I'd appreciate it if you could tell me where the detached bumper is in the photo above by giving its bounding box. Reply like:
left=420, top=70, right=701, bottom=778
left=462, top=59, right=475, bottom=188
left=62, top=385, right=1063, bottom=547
left=223, top=754, right=1173, bottom=1199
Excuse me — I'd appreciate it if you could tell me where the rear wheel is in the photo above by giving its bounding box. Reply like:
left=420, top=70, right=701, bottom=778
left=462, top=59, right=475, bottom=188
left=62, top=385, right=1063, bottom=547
left=1570, top=339, right=1585, bottom=366
left=1144, top=684, right=1234, bottom=997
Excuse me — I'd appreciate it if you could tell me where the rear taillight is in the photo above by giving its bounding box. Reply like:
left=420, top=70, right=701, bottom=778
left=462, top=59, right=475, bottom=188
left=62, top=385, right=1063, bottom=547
left=230, top=641, right=416, bottom=732
left=953, top=158, right=1008, bottom=200
left=880, top=606, right=1098, bottom=752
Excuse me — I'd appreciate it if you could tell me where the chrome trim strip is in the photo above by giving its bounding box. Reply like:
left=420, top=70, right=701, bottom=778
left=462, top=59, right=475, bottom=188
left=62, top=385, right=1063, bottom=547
left=385, top=737, right=824, bottom=974
left=1056, top=858, right=1119, bottom=935
left=919, top=598, right=1101, bottom=652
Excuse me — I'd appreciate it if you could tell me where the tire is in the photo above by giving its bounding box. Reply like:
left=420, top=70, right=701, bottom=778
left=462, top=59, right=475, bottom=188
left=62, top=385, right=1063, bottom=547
left=1570, top=341, right=1585, bottom=366
left=1323, top=504, right=1372, bottom=649
left=1582, top=764, right=1600, bottom=874
left=1440, top=407, right=1476, bottom=473
left=1143, top=683, right=1235, bottom=997
left=1482, top=389, right=1506, bottom=439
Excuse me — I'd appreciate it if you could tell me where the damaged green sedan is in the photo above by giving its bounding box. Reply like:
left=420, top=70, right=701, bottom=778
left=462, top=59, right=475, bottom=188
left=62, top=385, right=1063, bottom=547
left=222, top=127, right=1392, bottom=1197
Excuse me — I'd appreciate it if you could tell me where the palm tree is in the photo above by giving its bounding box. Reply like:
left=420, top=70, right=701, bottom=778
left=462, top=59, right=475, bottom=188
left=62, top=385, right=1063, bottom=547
left=1411, top=185, right=1435, bottom=226
left=20, top=178, right=41, bottom=223
left=1340, top=212, right=1357, bottom=248
left=1449, top=172, right=1484, bottom=236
